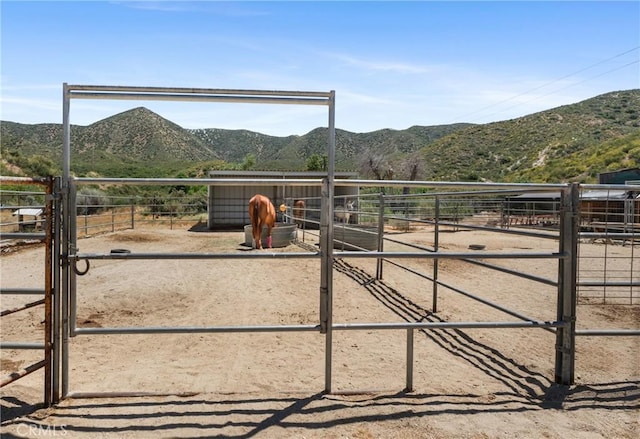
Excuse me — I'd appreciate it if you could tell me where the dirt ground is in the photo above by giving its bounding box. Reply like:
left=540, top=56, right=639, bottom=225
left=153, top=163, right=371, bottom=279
left=1, top=224, right=639, bottom=438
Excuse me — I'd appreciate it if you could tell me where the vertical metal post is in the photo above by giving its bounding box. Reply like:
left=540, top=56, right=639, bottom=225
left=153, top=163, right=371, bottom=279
left=555, top=183, right=579, bottom=385
left=323, top=91, right=336, bottom=393
left=433, top=196, right=440, bottom=313
left=405, top=328, right=414, bottom=392
left=376, top=192, right=385, bottom=279
left=61, top=84, right=71, bottom=399
left=328, top=90, right=335, bottom=188
left=320, top=180, right=330, bottom=335
left=52, top=177, right=62, bottom=403
left=43, top=177, right=53, bottom=406
left=320, top=179, right=332, bottom=395
left=69, top=181, right=78, bottom=337
left=62, top=83, right=70, bottom=186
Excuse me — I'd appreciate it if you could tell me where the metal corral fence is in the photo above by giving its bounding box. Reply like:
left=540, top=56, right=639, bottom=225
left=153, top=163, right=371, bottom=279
left=62, top=177, right=632, bottom=396
left=74, top=193, right=207, bottom=237
left=577, top=185, right=639, bottom=305
left=288, top=186, right=639, bottom=305
left=3, top=83, right=637, bottom=405
left=0, top=177, right=58, bottom=406
left=2, top=176, right=639, bottom=404
left=2, top=191, right=207, bottom=238
left=289, top=180, right=638, bottom=382
left=0, top=190, right=48, bottom=234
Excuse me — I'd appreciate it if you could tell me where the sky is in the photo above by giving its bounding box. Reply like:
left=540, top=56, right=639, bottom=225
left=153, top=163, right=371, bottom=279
left=1, top=1, right=639, bottom=137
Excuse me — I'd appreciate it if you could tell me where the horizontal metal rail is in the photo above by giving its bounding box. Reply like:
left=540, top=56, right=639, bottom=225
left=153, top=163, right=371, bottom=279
left=385, top=187, right=561, bottom=198
left=433, top=281, right=559, bottom=334
left=73, top=321, right=565, bottom=336
left=578, top=281, right=640, bottom=287
left=69, top=92, right=330, bottom=106
left=427, top=219, right=560, bottom=240
left=0, top=288, right=45, bottom=295
left=335, top=250, right=566, bottom=260
left=74, top=177, right=325, bottom=186
left=1, top=299, right=45, bottom=316
left=70, top=177, right=573, bottom=191
left=0, top=360, right=46, bottom=387
left=382, top=235, right=436, bottom=252
left=1, top=220, right=46, bottom=228
left=333, top=320, right=565, bottom=330
left=67, top=85, right=332, bottom=97
left=384, top=254, right=558, bottom=291
left=1, top=342, right=45, bottom=349
left=372, top=258, right=558, bottom=333
left=67, top=84, right=330, bottom=97
left=576, top=329, right=640, bottom=336
left=74, top=324, right=320, bottom=336
left=73, top=251, right=320, bottom=261
left=462, top=258, right=558, bottom=287
left=0, top=177, right=50, bottom=185
left=334, top=179, right=569, bottom=190
left=579, top=232, right=637, bottom=239
left=72, top=250, right=564, bottom=263
left=380, top=235, right=559, bottom=287
left=66, top=86, right=332, bottom=106
left=0, top=232, right=46, bottom=240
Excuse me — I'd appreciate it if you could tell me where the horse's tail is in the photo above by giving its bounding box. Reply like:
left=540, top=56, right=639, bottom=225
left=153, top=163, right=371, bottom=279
left=251, top=200, right=260, bottom=229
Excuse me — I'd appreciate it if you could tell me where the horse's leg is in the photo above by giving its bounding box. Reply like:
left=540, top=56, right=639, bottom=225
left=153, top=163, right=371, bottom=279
left=251, top=202, right=261, bottom=249
left=255, top=226, right=262, bottom=249
left=266, top=225, right=273, bottom=248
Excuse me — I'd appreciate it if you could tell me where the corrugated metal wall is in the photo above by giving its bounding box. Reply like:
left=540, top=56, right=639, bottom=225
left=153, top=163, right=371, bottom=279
left=207, top=172, right=358, bottom=228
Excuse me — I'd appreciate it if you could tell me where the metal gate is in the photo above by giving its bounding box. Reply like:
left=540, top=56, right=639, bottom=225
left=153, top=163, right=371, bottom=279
left=0, top=176, right=60, bottom=405
left=3, top=84, right=637, bottom=406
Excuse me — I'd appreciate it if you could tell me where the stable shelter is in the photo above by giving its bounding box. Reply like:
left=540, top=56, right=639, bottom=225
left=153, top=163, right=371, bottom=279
left=207, top=170, right=359, bottom=229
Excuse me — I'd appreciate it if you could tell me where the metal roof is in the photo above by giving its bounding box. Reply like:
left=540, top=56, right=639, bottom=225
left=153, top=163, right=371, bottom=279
left=580, top=190, right=630, bottom=200
left=510, top=192, right=561, bottom=200
left=510, top=190, right=635, bottom=201
left=208, top=170, right=358, bottom=178
left=12, top=208, right=44, bottom=217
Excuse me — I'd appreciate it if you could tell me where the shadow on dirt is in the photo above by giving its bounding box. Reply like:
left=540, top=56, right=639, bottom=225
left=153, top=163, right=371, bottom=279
left=2, top=382, right=638, bottom=439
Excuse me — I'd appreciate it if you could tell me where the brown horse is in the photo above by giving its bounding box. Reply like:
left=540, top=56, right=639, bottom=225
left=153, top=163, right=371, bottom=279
left=249, top=194, right=276, bottom=249
left=293, top=200, right=305, bottom=227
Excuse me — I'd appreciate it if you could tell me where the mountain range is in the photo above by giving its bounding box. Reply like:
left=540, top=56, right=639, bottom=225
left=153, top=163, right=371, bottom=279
left=1, top=89, right=638, bottom=183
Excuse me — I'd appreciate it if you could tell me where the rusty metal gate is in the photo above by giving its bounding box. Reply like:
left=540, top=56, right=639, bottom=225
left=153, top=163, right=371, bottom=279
left=0, top=176, right=60, bottom=405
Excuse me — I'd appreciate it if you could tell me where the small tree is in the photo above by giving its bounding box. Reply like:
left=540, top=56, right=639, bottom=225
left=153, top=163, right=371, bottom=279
left=398, top=152, right=426, bottom=194
left=241, top=153, right=256, bottom=170
left=358, top=146, right=398, bottom=194
left=77, top=187, right=107, bottom=215
left=306, top=153, right=327, bottom=171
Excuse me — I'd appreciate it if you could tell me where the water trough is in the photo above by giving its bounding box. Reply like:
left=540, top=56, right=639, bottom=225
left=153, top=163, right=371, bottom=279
left=333, top=224, right=378, bottom=250
left=244, top=222, right=297, bottom=248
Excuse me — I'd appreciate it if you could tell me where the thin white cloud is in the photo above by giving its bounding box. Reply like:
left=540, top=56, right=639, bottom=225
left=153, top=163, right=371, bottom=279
left=112, top=1, right=196, bottom=12
left=325, top=52, right=438, bottom=75
left=0, top=81, right=61, bottom=91
left=1, top=96, right=59, bottom=112
left=337, top=90, right=397, bottom=106
left=111, top=1, right=270, bottom=16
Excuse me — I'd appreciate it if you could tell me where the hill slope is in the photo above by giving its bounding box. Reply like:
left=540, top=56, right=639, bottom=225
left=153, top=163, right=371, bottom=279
left=1, top=89, right=638, bottom=182
left=418, top=89, right=640, bottom=182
